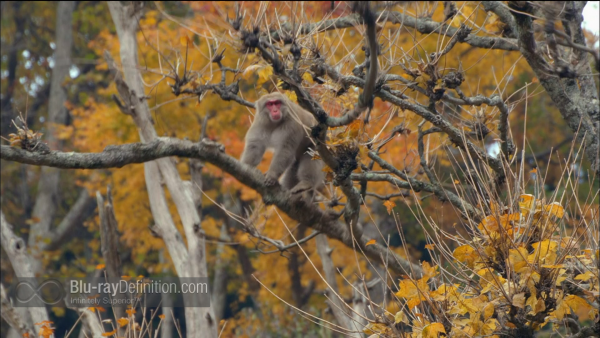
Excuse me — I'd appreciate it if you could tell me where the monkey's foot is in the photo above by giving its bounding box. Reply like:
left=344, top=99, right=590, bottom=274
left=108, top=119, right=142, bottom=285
left=264, top=175, right=279, bottom=187
left=290, top=181, right=312, bottom=195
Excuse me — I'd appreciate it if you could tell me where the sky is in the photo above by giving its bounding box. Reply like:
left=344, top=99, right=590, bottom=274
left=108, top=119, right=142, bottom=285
left=583, top=1, right=600, bottom=37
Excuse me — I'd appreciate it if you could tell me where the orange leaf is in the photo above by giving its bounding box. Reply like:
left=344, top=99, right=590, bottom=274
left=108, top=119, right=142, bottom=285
left=366, top=239, right=376, bottom=246
left=425, top=244, right=435, bottom=250
left=96, top=264, right=105, bottom=270
left=383, top=200, right=396, bottom=214
left=159, top=314, right=166, bottom=319
left=117, top=318, right=129, bottom=327
left=102, top=329, right=117, bottom=337
left=89, top=306, right=106, bottom=313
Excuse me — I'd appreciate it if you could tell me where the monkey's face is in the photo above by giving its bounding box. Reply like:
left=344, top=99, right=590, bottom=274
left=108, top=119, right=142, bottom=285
left=265, top=99, right=284, bottom=122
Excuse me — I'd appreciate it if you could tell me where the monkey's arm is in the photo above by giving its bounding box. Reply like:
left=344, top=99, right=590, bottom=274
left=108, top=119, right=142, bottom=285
left=241, top=133, right=267, bottom=167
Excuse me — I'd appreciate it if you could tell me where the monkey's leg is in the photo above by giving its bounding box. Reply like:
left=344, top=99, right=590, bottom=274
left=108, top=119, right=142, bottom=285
left=282, top=161, right=300, bottom=190
left=265, top=137, right=297, bottom=186
left=290, top=154, right=325, bottom=197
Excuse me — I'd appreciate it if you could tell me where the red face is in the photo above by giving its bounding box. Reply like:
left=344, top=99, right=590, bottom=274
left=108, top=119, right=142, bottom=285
left=266, top=100, right=282, bottom=121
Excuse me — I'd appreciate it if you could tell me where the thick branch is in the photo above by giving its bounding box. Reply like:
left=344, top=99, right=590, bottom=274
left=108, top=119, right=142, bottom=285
left=96, top=188, right=126, bottom=326
left=1, top=284, right=33, bottom=337
left=510, top=2, right=599, bottom=176
left=0, top=212, right=50, bottom=326
left=315, top=234, right=353, bottom=332
left=482, top=1, right=517, bottom=38
left=0, top=141, right=423, bottom=277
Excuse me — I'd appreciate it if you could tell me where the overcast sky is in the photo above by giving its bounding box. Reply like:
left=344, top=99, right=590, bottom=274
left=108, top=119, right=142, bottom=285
left=583, top=1, right=599, bottom=37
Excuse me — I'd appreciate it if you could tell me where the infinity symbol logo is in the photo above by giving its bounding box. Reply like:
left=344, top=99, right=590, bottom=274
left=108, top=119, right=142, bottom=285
left=15, top=279, right=64, bottom=305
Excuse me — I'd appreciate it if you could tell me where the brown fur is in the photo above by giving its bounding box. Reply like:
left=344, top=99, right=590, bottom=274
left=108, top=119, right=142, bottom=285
left=241, top=93, right=324, bottom=195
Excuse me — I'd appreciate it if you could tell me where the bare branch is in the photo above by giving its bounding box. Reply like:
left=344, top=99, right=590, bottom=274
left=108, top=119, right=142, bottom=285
left=271, top=9, right=519, bottom=51
left=43, top=189, right=96, bottom=251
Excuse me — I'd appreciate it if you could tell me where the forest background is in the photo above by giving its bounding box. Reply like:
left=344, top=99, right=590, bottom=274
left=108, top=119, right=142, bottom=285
left=0, top=1, right=598, bottom=338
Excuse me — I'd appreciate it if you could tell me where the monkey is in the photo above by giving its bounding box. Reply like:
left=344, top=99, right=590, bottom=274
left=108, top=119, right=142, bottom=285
left=241, top=92, right=324, bottom=198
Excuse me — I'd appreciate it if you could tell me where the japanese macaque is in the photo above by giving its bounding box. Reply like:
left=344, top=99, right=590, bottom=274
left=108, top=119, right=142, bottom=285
left=241, top=92, right=324, bottom=197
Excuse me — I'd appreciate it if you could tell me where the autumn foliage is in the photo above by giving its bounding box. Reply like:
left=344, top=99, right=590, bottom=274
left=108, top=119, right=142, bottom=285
left=0, top=1, right=598, bottom=338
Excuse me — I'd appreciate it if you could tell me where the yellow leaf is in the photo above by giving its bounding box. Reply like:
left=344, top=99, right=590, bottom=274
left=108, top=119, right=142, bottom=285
left=431, top=284, right=459, bottom=302
left=483, top=303, right=495, bottom=319
left=383, top=200, right=396, bottom=214
left=422, top=261, right=439, bottom=279
left=541, top=264, right=564, bottom=269
left=526, top=295, right=546, bottom=315
left=422, top=323, right=445, bottom=338
left=512, top=292, right=526, bottom=308
left=395, top=279, right=419, bottom=299
left=544, top=202, right=564, bottom=218
left=564, top=295, right=593, bottom=320
left=425, top=244, right=435, bottom=250
left=453, top=244, right=478, bottom=268
left=180, top=35, right=192, bottom=46
left=394, top=310, right=408, bottom=324
left=519, top=194, right=535, bottom=216
left=257, top=65, right=274, bottom=85
left=145, top=16, right=157, bottom=26
left=363, top=322, right=389, bottom=335
left=553, top=295, right=594, bottom=321
left=285, top=91, right=297, bottom=103
left=529, top=240, right=558, bottom=265
left=508, top=246, right=529, bottom=273
left=366, top=239, right=376, bottom=246
left=302, top=72, right=313, bottom=83
left=574, top=270, right=595, bottom=281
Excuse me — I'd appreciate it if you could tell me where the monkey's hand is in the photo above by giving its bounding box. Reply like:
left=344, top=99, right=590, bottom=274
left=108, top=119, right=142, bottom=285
left=264, top=174, right=279, bottom=187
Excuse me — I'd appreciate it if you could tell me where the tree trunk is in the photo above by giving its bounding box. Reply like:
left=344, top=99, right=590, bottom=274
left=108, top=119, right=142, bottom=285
left=29, top=1, right=76, bottom=273
left=107, top=3, right=217, bottom=337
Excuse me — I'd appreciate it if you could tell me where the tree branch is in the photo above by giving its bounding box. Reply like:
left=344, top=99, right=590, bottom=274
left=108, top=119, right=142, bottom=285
left=1, top=283, right=33, bottom=337
left=43, top=189, right=97, bottom=251
left=0, top=141, right=423, bottom=277
left=271, top=9, right=519, bottom=51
